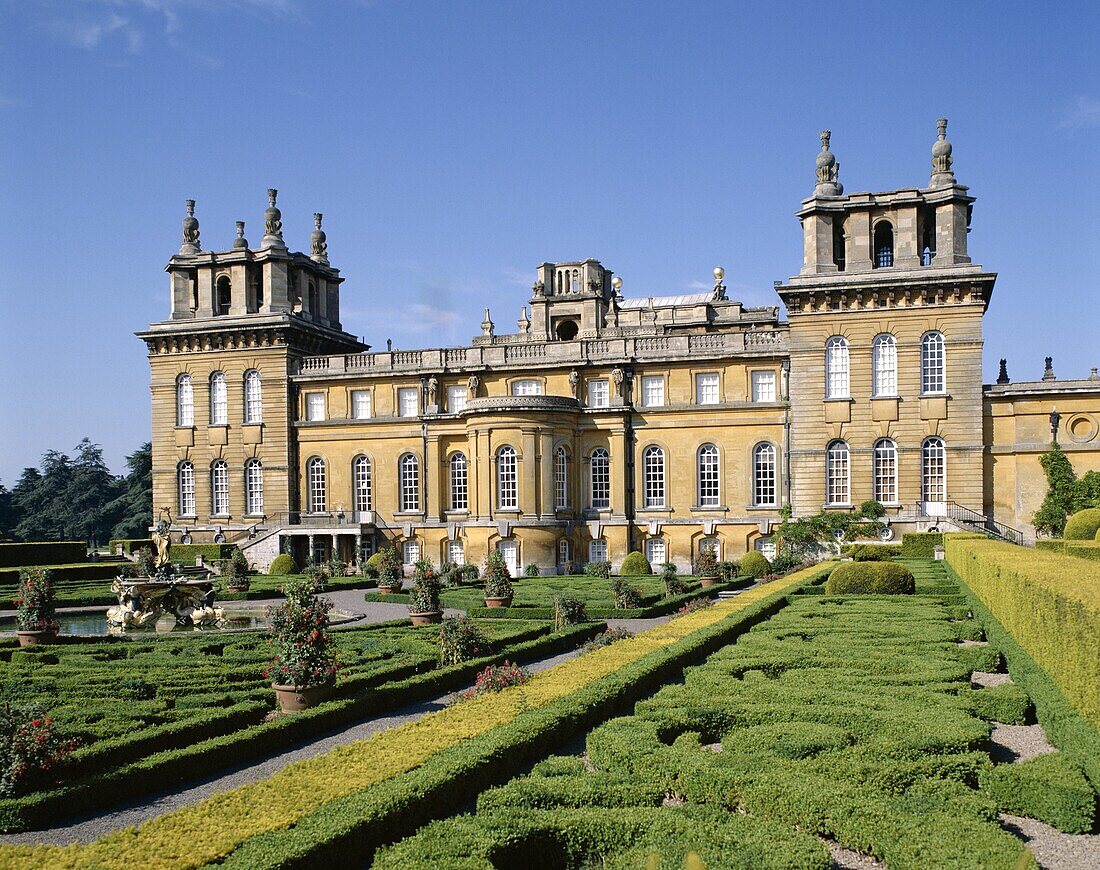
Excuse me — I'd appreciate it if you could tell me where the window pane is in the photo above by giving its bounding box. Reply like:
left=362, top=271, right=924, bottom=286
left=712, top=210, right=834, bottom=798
left=398, top=388, right=419, bottom=417
left=307, top=458, right=326, bottom=513
left=645, top=538, right=666, bottom=565
left=177, top=375, right=194, bottom=427
left=447, top=386, right=468, bottom=412
left=353, top=456, right=372, bottom=512
left=753, top=443, right=776, bottom=506
left=211, top=461, right=229, bottom=515
left=825, top=337, right=849, bottom=399
left=307, top=392, right=326, bottom=422
left=497, top=447, right=517, bottom=510
left=872, top=335, right=897, bottom=397
left=922, top=438, right=946, bottom=502
left=400, top=454, right=419, bottom=512
left=244, top=370, right=262, bottom=423
left=178, top=463, right=195, bottom=516
left=590, top=449, right=610, bottom=510
left=695, top=373, right=719, bottom=405
left=643, top=446, right=665, bottom=508
left=698, top=444, right=720, bottom=507
left=589, top=539, right=607, bottom=562
left=642, top=376, right=664, bottom=407
left=512, top=379, right=543, bottom=396
left=587, top=379, right=609, bottom=408
left=554, top=447, right=568, bottom=509
left=403, top=540, right=420, bottom=567
left=450, top=453, right=468, bottom=511
left=210, top=373, right=228, bottom=425
left=825, top=441, right=849, bottom=505
left=351, top=390, right=372, bottom=419
left=246, top=460, right=264, bottom=514
left=873, top=440, right=897, bottom=504
left=447, top=540, right=465, bottom=566
left=921, top=333, right=946, bottom=394
left=751, top=371, right=776, bottom=402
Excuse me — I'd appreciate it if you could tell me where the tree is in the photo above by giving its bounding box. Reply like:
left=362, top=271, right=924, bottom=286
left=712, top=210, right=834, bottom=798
left=0, top=482, right=13, bottom=540
left=106, top=443, right=152, bottom=540
left=1032, top=445, right=1076, bottom=537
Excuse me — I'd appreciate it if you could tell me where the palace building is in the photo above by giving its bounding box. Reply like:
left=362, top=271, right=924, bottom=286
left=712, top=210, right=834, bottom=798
left=140, top=122, right=1100, bottom=573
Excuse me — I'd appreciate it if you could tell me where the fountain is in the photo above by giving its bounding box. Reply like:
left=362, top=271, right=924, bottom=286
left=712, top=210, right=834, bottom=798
left=106, top=513, right=224, bottom=633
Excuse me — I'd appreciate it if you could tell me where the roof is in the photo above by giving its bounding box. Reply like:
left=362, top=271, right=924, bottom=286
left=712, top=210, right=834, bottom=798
left=618, top=292, right=712, bottom=309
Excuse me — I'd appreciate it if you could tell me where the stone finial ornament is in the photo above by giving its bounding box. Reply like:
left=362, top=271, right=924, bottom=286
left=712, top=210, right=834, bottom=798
left=929, top=118, right=955, bottom=188
left=1042, top=356, right=1056, bottom=381
left=518, top=306, right=530, bottom=334
left=233, top=221, right=248, bottom=249
left=481, top=308, right=494, bottom=337
left=712, top=265, right=727, bottom=301
left=813, top=130, right=843, bottom=197
left=997, top=358, right=1009, bottom=384
left=262, top=188, right=285, bottom=249
left=180, top=199, right=200, bottom=255
left=311, top=213, right=329, bottom=264
left=1090, top=368, right=1100, bottom=380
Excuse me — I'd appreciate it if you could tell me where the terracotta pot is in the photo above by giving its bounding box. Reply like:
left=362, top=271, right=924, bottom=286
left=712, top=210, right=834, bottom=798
left=698, top=576, right=718, bottom=589
left=484, top=596, right=513, bottom=609
left=17, top=629, right=58, bottom=647
left=271, top=681, right=334, bottom=713
left=409, top=610, right=443, bottom=626
left=378, top=583, right=402, bottom=595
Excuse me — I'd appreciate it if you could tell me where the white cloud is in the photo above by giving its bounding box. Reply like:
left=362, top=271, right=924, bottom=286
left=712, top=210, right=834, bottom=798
left=1060, top=95, right=1100, bottom=131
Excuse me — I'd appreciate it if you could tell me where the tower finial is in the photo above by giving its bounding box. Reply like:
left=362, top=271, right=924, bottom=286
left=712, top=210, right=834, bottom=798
left=310, top=212, right=329, bottom=264
left=233, top=220, right=248, bottom=249
left=813, top=130, right=843, bottom=197
left=262, top=188, right=285, bottom=249
left=180, top=199, right=200, bottom=255
left=997, top=358, right=1009, bottom=384
left=929, top=118, right=955, bottom=187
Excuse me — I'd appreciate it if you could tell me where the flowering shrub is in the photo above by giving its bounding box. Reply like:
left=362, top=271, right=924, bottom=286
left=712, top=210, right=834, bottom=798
left=376, top=546, right=403, bottom=585
left=303, top=564, right=328, bottom=593
left=437, top=616, right=490, bottom=666
left=265, top=576, right=337, bottom=689
left=579, top=627, right=633, bottom=654
left=661, top=562, right=688, bottom=596
left=483, top=551, right=514, bottom=599
left=456, top=661, right=529, bottom=701
left=610, top=577, right=642, bottom=609
left=677, top=597, right=714, bottom=616
left=583, top=560, right=612, bottom=579
left=0, top=702, right=78, bottom=798
left=718, top=561, right=740, bottom=583
left=553, top=595, right=588, bottom=629
left=409, top=563, right=443, bottom=614
left=695, top=545, right=719, bottom=578
left=14, top=568, right=58, bottom=633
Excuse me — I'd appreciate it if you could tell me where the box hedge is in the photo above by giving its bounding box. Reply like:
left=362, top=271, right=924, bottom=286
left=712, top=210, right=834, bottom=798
left=170, top=543, right=240, bottom=564
left=268, top=553, right=298, bottom=575
left=824, top=561, right=915, bottom=595
left=981, top=753, right=1096, bottom=833
left=740, top=551, right=770, bottom=579
left=0, top=541, right=86, bottom=568
left=1063, top=507, right=1100, bottom=541
left=108, top=538, right=153, bottom=555
left=900, top=532, right=943, bottom=558
left=618, top=551, right=652, bottom=575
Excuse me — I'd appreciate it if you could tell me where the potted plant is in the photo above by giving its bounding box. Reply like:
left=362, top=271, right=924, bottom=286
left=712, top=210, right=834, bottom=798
left=225, top=549, right=251, bottom=593
left=695, top=545, right=719, bottom=588
left=408, top=559, right=443, bottom=625
left=482, top=550, right=514, bottom=608
left=265, top=576, right=337, bottom=712
left=14, top=568, right=59, bottom=647
left=375, top=546, right=403, bottom=594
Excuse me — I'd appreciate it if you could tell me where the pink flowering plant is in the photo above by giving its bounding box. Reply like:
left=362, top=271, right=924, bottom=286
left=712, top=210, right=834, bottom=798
left=265, top=576, right=337, bottom=689
left=676, top=596, right=714, bottom=616
left=13, top=568, right=59, bottom=633
left=437, top=616, right=490, bottom=666
left=456, top=661, right=529, bottom=701
left=0, top=702, right=78, bottom=798
left=409, top=559, right=443, bottom=613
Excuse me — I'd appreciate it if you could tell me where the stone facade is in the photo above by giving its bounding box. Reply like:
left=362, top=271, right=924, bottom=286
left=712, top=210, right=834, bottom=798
left=142, top=125, right=1100, bottom=569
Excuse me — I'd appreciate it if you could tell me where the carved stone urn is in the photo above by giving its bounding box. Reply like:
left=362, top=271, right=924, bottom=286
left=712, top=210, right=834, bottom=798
left=483, top=596, right=513, bottom=609
left=377, top=581, right=403, bottom=595
left=409, top=610, right=442, bottom=626
left=698, top=576, right=718, bottom=589
left=16, top=628, right=58, bottom=648
left=271, top=681, right=334, bottom=713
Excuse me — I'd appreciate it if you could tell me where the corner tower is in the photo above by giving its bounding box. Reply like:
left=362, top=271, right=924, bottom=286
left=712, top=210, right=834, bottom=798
left=775, top=122, right=996, bottom=523
left=139, top=192, right=365, bottom=543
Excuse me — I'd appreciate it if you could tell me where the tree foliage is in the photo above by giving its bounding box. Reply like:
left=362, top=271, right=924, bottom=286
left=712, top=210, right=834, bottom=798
left=773, top=502, right=887, bottom=561
left=1032, top=445, right=1100, bottom=537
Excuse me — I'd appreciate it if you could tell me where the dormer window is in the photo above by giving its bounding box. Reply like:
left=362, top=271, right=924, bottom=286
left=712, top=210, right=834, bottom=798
left=873, top=222, right=894, bottom=268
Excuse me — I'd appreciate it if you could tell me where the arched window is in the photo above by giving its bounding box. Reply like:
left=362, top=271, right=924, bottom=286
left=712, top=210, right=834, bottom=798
left=215, top=275, right=232, bottom=315
left=590, top=448, right=610, bottom=510
left=307, top=457, right=326, bottom=513
left=642, top=445, right=665, bottom=509
left=921, top=331, right=946, bottom=394
left=177, top=461, right=195, bottom=516
left=511, top=379, right=543, bottom=396
left=645, top=537, right=666, bottom=566
left=554, top=446, right=568, bottom=510
left=243, top=370, right=262, bottom=424
left=209, top=372, right=228, bottom=425
left=447, top=539, right=465, bottom=566
left=399, top=453, right=419, bottom=512
left=699, top=536, right=720, bottom=562
left=211, top=460, right=229, bottom=515
left=872, top=439, right=897, bottom=505
left=176, top=374, right=194, bottom=427
left=922, top=437, right=947, bottom=506
left=245, top=458, right=264, bottom=515
left=449, top=453, right=468, bottom=511
left=825, top=336, right=849, bottom=399
left=697, top=444, right=720, bottom=508
left=497, top=446, right=518, bottom=511
left=872, top=334, right=897, bottom=397
left=873, top=222, right=894, bottom=268
left=557, top=538, right=571, bottom=569
left=353, top=455, right=372, bottom=513
left=753, top=443, right=777, bottom=507
left=825, top=440, right=850, bottom=506
left=589, top=538, right=608, bottom=562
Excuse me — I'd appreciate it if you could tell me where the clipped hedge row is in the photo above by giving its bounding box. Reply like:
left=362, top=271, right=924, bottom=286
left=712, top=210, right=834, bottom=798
left=900, top=532, right=944, bottom=558
left=170, top=543, right=240, bottom=564
left=980, top=753, right=1096, bottom=833
left=0, top=541, right=86, bottom=568
left=824, top=561, right=915, bottom=594
left=944, top=535, right=1100, bottom=730
left=0, top=562, right=120, bottom=589
left=0, top=564, right=830, bottom=867
left=108, top=538, right=153, bottom=555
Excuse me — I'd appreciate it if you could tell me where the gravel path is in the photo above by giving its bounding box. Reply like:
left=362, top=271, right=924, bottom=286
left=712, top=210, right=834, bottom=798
left=1001, top=814, right=1100, bottom=869
left=824, top=838, right=885, bottom=870
left=990, top=723, right=1057, bottom=764
left=971, top=671, right=1013, bottom=688
left=1, top=615, right=669, bottom=846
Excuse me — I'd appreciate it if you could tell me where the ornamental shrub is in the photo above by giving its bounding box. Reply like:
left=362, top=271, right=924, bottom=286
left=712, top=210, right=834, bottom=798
left=303, top=565, right=327, bottom=593
left=824, top=561, right=915, bottom=595
left=460, top=563, right=481, bottom=583
left=0, top=702, right=79, bottom=798
left=1063, top=507, right=1100, bottom=541
left=676, top=597, right=714, bottom=616
left=661, top=563, right=688, bottom=596
left=268, top=553, right=298, bottom=576
left=583, top=560, right=612, bottom=579
left=225, top=549, right=251, bottom=590
left=135, top=547, right=156, bottom=577
left=718, top=561, right=740, bottom=583
left=739, top=551, right=770, bottom=579
left=14, top=568, right=58, bottom=633
left=437, top=616, right=490, bottom=667
left=409, top=571, right=443, bottom=614
left=900, top=532, right=943, bottom=558
left=375, top=546, right=403, bottom=584
left=553, top=595, right=588, bottom=629
left=610, top=577, right=642, bottom=609
left=456, top=661, right=529, bottom=701
left=579, top=627, right=633, bottom=654
left=619, top=552, right=652, bottom=576
left=847, top=543, right=902, bottom=561
left=524, top=563, right=540, bottom=578
left=858, top=499, right=886, bottom=519
left=981, top=753, right=1096, bottom=833
left=483, top=551, right=514, bottom=599
left=265, top=576, right=337, bottom=689
left=694, top=546, right=718, bottom=578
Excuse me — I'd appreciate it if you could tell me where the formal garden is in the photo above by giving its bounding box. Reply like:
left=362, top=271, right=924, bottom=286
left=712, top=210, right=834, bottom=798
left=0, top=520, right=1095, bottom=868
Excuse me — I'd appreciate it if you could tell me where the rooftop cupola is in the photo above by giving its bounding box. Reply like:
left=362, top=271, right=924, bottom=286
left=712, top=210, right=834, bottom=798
left=262, top=188, right=286, bottom=250
left=929, top=118, right=956, bottom=188
left=813, top=130, right=843, bottom=197
left=180, top=199, right=200, bottom=255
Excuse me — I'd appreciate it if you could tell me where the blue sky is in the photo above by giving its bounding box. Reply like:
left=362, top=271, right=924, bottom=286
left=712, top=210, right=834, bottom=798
left=1, top=0, right=1098, bottom=482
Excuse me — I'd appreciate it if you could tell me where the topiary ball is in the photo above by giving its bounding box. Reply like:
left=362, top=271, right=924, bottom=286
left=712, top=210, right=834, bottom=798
left=740, top=551, right=771, bottom=579
left=619, top=551, right=652, bottom=575
left=824, top=560, right=915, bottom=595
left=269, top=553, right=299, bottom=575
left=1063, top=507, right=1100, bottom=540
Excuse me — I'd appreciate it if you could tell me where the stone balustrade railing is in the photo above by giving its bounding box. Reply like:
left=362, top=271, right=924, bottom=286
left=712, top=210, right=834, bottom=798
left=294, top=329, right=789, bottom=376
